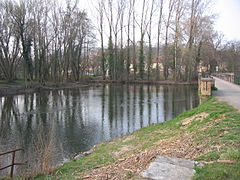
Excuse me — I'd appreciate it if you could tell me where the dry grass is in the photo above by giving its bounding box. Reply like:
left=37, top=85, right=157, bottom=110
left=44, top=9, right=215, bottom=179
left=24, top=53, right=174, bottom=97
left=77, top=131, right=209, bottom=180
left=180, top=112, right=209, bottom=128
left=23, top=128, right=57, bottom=178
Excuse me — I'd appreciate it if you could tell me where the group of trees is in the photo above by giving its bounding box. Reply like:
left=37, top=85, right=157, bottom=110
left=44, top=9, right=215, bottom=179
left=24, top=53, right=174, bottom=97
left=220, top=41, right=240, bottom=83
left=96, top=0, right=223, bottom=82
left=0, top=0, right=239, bottom=83
left=0, top=0, right=95, bottom=83
left=96, top=0, right=240, bottom=82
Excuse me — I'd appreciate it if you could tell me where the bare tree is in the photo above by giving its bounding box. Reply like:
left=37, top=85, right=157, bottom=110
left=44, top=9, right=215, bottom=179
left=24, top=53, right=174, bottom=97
left=32, top=0, right=53, bottom=84
left=0, top=0, right=21, bottom=82
left=132, top=0, right=137, bottom=79
left=104, top=0, right=114, bottom=80
left=119, top=0, right=125, bottom=80
left=112, top=0, right=123, bottom=80
left=138, top=0, right=147, bottom=80
left=173, top=0, right=184, bottom=81
left=156, top=0, right=164, bottom=80
left=0, top=0, right=227, bottom=84
left=184, top=0, right=211, bottom=81
left=12, top=0, right=34, bottom=85
left=146, top=0, right=155, bottom=80
left=96, top=0, right=106, bottom=80
left=126, top=0, right=133, bottom=80
left=163, top=0, right=175, bottom=80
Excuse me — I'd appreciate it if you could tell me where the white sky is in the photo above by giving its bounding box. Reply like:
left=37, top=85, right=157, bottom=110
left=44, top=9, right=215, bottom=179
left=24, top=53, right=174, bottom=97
left=13, top=0, right=240, bottom=42
left=213, top=0, right=240, bottom=41
left=84, top=0, right=240, bottom=43
left=59, top=0, right=240, bottom=43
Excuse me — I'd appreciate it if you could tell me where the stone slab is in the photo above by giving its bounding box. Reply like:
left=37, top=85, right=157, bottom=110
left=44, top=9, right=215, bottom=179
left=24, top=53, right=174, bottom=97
left=141, top=156, right=196, bottom=180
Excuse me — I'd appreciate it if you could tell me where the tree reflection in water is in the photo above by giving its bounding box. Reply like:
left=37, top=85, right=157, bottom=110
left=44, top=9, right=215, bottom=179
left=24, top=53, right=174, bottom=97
left=0, top=84, right=199, bottom=176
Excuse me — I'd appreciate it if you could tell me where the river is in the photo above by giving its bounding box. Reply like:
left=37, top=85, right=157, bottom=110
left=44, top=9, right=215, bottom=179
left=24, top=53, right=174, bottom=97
left=0, top=84, right=199, bottom=176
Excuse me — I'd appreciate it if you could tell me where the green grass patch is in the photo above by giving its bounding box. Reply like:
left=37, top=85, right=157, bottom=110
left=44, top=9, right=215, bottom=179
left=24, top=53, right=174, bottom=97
left=220, top=149, right=240, bottom=161
left=196, top=151, right=221, bottom=161
left=125, top=172, right=134, bottom=179
left=194, top=162, right=240, bottom=180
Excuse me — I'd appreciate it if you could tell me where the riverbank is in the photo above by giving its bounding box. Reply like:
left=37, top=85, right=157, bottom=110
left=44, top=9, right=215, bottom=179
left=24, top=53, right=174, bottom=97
left=0, top=81, right=89, bottom=97
left=28, top=97, right=239, bottom=180
left=0, top=80, right=197, bottom=97
left=89, top=79, right=198, bottom=85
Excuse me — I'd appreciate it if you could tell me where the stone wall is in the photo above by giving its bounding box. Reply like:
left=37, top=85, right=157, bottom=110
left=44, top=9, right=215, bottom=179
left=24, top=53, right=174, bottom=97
left=200, top=78, right=212, bottom=96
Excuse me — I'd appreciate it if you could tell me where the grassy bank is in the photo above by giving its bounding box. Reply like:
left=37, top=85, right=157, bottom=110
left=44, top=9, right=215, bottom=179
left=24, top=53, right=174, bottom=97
left=3, top=97, right=239, bottom=180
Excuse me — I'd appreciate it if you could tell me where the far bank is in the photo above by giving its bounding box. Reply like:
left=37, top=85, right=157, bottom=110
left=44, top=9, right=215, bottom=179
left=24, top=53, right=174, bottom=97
left=0, top=79, right=197, bottom=97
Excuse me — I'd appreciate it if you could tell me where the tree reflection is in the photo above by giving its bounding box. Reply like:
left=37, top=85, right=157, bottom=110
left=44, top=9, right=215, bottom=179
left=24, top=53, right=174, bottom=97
left=108, top=84, right=114, bottom=135
left=155, top=86, right=159, bottom=123
left=139, top=85, right=144, bottom=128
left=0, top=96, right=19, bottom=140
left=147, top=85, right=152, bottom=125
left=126, top=85, right=130, bottom=133
left=0, top=84, right=199, bottom=177
left=101, top=85, right=106, bottom=137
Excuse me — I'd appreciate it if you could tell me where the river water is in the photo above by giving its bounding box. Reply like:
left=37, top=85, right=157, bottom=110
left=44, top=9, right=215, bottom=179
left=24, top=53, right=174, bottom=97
left=0, top=84, right=199, bottom=176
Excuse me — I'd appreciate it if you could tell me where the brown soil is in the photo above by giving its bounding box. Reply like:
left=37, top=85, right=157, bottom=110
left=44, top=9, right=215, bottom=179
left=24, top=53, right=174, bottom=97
left=180, top=112, right=209, bottom=128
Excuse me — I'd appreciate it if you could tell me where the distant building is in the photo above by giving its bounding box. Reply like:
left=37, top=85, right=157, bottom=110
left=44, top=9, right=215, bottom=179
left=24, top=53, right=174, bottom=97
left=129, top=56, right=164, bottom=74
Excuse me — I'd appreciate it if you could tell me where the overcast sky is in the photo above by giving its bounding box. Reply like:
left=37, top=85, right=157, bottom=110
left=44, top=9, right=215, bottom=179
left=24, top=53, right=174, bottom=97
left=13, top=0, right=240, bottom=42
left=213, top=0, right=240, bottom=41
left=62, top=0, right=240, bottom=43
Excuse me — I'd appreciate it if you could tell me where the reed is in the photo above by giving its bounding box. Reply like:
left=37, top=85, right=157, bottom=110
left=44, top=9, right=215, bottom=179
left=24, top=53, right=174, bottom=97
left=24, top=127, right=57, bottom=178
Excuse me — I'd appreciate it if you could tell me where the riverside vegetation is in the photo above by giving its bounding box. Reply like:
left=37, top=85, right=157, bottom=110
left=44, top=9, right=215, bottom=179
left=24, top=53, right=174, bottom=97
left=21, top=97, right=239, bottom=180
left=1, top=0, right=240, bottom=84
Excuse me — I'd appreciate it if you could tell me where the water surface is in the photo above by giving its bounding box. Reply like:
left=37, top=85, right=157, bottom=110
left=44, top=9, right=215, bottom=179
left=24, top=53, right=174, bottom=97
left=0, top=84, right=199, bottom=175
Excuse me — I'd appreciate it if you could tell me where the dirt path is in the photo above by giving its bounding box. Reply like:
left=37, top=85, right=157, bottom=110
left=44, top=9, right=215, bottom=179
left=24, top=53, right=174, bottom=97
left=213, top=77, right=240, bottom=110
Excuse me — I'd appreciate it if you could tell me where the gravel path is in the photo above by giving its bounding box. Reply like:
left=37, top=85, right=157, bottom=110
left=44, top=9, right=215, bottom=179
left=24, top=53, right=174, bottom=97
left=213, top=77, right=240, bottom=110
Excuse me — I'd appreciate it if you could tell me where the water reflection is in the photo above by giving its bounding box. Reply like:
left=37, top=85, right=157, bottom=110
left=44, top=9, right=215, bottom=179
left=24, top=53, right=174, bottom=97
left=0, top=84, right=199, bottom=175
